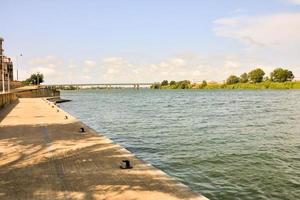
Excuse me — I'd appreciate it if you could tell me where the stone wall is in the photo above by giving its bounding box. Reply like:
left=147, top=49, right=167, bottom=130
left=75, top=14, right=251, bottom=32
left=0, top=92, right=17, bottom=109
left=15, top=88, right=60, bottom=98
left=0, top=88, right=59, bottom=110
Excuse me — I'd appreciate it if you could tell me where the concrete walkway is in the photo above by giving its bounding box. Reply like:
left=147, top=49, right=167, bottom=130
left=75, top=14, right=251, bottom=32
left=0, top=98, right=208, bottom=200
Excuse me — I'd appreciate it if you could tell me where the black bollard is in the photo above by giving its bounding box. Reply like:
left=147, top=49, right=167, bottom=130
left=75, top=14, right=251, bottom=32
left=64, top=116, right=68, bottom=119
left=120, top=160, right=133, bottom=169
left=80, top=127, right=85, bottom=133
left=57, top=109, right=59, bottom=112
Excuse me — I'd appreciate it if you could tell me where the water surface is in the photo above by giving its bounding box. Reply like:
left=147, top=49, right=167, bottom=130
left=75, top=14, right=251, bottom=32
left=60, top=89, right=300, bottom=200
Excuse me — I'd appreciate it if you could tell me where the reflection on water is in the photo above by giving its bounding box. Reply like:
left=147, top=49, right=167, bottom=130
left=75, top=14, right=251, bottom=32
left=61, top=89, right=300, bottom=200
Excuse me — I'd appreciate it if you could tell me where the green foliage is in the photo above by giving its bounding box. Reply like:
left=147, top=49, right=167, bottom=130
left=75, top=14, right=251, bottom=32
left=270, top=68, right=294, bottom=82
left=161, top=80, right=169, bottom=86
left=264, top=76, right=270, bottom=82
left=222, top=81, right=300, bottom=89
left=198, top=80, right=207, bottom=89
left=150, top=83, right=161, bottom=89
left=240, top=73, right=248, bottom=83
left=178, top=80, right=191, bottom=89
left=248, top=68, right=265, bottom=83
left=205, top=82, right=223, bottom=89
left=226, top=75, right=240, bottom=85
left=22, top=73, right=44, bottom=85
left=170, top=80, right=176, bottom=86
left=152, top=80, right=191, bottom=89
left=151, top=68, right=298, bottom=90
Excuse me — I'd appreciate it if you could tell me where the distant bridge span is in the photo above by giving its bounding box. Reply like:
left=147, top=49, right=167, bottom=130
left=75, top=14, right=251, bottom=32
left=44, top=83, right=155, bottom=89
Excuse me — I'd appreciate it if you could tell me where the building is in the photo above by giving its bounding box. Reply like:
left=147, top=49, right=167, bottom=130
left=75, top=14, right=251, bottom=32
left=0, top=37, right=17, bottom=92
left=0, top=37, right=14, bottom=82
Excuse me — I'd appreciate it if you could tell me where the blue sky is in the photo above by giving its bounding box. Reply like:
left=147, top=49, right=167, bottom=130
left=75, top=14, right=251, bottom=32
left=1, top=0, right=300, bottom=83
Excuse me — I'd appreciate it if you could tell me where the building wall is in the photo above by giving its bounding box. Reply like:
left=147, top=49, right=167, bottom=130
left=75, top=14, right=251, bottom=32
left=0, top=38, right=14, bottom=85
left=0, top=58, right=14, bottom=82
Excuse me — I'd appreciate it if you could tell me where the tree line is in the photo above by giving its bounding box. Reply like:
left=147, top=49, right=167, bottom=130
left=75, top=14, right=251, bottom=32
left=226, top=68, right=294, bottom=85
left=151, top=67, right=296, bottom=89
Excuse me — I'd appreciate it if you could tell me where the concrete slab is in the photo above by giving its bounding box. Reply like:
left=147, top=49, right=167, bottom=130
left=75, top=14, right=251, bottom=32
left=0, top=98, right=208, bottom=200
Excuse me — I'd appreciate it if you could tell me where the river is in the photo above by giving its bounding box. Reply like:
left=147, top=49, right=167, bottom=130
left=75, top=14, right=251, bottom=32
left=60, top=89, right=300, bottom=200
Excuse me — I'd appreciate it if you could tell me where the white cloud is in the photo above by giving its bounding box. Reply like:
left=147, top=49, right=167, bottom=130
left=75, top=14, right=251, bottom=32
left=22, top=55, right=85, bottom=83
left=68, top=64, right=77, bottom=69
left=214, top=12, right=300, bottom=79
left=99, top=56, right=245, bottom=83
left=287, top=0, right=300, bottom=5
left=84, top=60, right=96, bottom=68
left=28, top=55, right=62, bottom=66
left=214, top=13, right=300, bottom=48
left=30, top=67, right=56, bottom=76
left=21, top=56, right=62, bottom=82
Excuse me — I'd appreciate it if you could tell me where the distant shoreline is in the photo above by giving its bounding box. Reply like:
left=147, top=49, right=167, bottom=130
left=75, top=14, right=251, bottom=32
left=53, top=81, right=300, bottom=90
left=151, top=81, right=300, bottom=90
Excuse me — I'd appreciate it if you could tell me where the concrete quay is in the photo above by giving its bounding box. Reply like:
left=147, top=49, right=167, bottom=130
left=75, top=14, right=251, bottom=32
left=0, top=98, right=208, bottom=200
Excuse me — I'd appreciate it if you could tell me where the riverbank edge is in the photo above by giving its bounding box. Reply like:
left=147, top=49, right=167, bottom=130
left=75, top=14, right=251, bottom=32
left=45, top=98, right=209, bottom=200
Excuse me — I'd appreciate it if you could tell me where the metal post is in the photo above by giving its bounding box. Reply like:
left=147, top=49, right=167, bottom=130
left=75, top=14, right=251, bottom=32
left=7, top=68, right=10, bottom=92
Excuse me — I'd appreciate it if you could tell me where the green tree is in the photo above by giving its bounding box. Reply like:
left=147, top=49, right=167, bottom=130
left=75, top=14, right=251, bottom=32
left=264, top=76, right=270, bottom=82
left=23, top=73, right=44, bottom=85
left=287, top=70, right=294, bottom=81
left=161, top=80, right=169, bottom=86
left=240, top=73, right=248, bottom=83
left=150, top=83, right=161, bottom=89
left=248, top=68, right=265, bottom=83
left=170, top=80, right=176, bottom=86
left=270, top=68, right=294, bottom=82
left=177, top=80, right=191, bottom=89
left=198, top=80, right=208, bottom=89
left=226, top=75, right=240, bottom=85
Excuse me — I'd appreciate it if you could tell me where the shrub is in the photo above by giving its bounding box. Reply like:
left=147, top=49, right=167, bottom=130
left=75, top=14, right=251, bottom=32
left=226, top=75, right=240, bottom=85
left=150, top=83, right=161, bottom=89
left=248, top=68, right=265, bottom=83
left=161, top=80, right=169, bottom=86
left=170, top=80, right=176, bottom=86
left=240, top=73, right=248, bottom=83
left=270, top=68, right=294, bottom=82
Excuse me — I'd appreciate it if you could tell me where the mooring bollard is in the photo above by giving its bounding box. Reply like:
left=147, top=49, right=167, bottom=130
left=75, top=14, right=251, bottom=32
left=52, top=105, right=54, bottom=108
left=64, top=116, right=68, bottom=119
left=80, top=127, right=85, bottom=133
left=57, top=109, right=59, bottom=112
left=120, top=160, right=133, bottom=169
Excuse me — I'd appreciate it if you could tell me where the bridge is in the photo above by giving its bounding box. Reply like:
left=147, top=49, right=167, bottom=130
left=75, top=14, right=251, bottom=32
left=44, top=83, right=155, bottom=89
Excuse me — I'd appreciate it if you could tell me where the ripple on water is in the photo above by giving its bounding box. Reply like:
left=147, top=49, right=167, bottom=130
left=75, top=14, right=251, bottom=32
left=61, top=89, right=300, bottom=200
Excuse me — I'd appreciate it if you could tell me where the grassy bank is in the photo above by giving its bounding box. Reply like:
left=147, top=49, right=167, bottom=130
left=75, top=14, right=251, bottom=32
left=223, top=81, right=300, bottom=89
left=157, top=81, right=300, bottom=90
